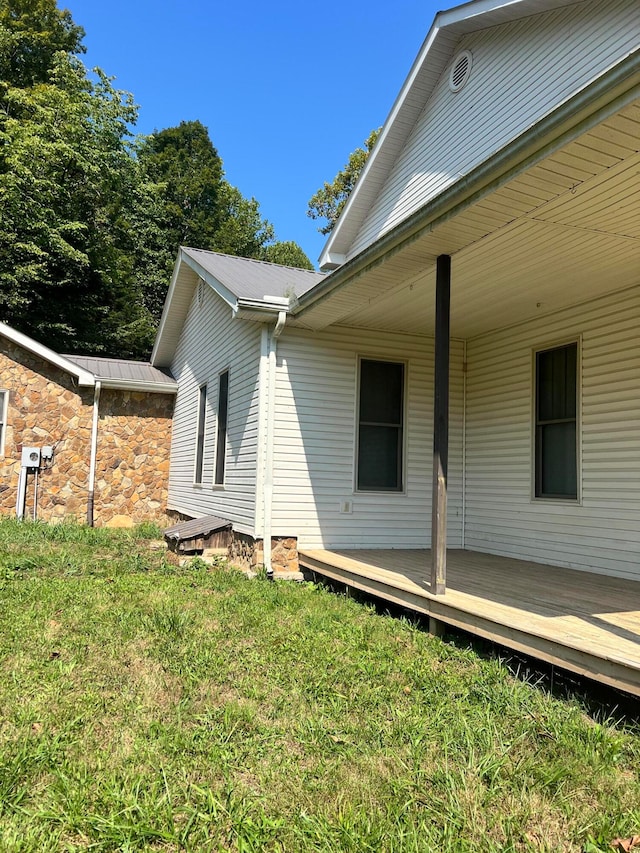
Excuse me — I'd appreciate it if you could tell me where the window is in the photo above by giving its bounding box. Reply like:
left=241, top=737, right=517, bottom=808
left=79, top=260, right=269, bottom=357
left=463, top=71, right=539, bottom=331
left=535, top=342, right=578, bottom=499
left=357, top=359, right=404, bottom=491
left=214, top=370, right=229, bottom=486
left=195, top=384, right=207, bottom=484
left=0, top=390, right=7, bottom=457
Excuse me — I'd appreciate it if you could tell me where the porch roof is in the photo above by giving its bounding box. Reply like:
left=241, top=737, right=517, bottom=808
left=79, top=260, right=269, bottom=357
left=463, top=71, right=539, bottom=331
left=293, top=77, right=640, bottom=340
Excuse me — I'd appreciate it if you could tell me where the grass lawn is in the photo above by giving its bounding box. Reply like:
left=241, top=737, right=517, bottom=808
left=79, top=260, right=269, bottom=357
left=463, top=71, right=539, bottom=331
left=0, top=520, right=638, bottom=852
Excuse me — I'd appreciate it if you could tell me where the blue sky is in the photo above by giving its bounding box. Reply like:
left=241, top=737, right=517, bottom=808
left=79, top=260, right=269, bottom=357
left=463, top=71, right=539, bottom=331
left=68, top=0, right=446, bottom=267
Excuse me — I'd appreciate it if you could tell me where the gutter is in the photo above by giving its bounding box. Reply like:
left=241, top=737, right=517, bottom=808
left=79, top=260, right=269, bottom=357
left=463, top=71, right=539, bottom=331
left=299, top=50, right=640, bottom=319
left=236, top=296, right=290, bottom=314
left=87, top=380, right=101, bottom=527
left=98, top=379, right=178, bottom=394
left=262, top=310, right=287, bottom=574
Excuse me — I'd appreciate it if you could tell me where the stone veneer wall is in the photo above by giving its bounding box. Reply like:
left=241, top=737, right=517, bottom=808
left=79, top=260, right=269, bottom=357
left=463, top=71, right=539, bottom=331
left=0, top=340, right=174, bottom=526
left=228, top=532, right=299, bottom=573
left=94, top=389, right=174, bottom=526
left=0, top=341, right=94, bottom=521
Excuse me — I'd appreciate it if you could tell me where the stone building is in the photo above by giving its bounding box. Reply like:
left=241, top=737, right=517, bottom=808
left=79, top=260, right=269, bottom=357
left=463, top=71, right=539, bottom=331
left=0, top=322, right=176, bottom=527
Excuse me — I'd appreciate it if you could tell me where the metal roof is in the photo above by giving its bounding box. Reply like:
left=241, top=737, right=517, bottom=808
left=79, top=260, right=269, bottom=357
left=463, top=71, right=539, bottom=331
left=64, top=355, right=177, bottom=391
left=181, top=247, right=326, bottom=302
left=151, top=248, right=328, bottom=367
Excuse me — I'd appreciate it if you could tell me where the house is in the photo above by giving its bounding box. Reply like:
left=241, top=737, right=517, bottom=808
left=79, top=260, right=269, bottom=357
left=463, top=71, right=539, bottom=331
left=0, top=322, right=177, bottom=526
left=152, top=0, right=640, bottom=693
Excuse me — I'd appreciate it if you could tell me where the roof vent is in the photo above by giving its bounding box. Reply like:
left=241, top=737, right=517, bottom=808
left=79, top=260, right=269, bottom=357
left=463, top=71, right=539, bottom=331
left=449, top=50, right=473, bottom=93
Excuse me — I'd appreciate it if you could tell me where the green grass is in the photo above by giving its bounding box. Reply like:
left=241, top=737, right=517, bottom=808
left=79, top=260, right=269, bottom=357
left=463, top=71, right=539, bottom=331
left=0, top=519, right=638, bottom=852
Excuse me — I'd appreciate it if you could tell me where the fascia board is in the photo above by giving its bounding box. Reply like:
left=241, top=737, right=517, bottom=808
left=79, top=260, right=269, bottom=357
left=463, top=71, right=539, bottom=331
left=437, top=0, right=528, bottom=29
left=320, top=19, right=444, bottom=267
left=152, top=246, right=236, bottom=368
left=0, top=321, right=96, bottom=387
left=150, top=252, right=184, bottom=366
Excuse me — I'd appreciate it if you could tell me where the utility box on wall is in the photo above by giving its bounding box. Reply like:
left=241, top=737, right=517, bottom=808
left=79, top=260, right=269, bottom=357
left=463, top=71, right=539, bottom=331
left=21, top=446, right=41, bottom=469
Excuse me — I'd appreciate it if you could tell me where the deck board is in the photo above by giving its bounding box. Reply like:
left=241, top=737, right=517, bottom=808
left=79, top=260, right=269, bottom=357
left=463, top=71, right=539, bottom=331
left=298, top=548, right=640, bottom=696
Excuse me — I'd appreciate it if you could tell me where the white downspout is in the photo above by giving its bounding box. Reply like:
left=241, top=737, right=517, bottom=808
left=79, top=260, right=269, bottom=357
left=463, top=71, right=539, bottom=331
left=256, top=327, right=269, bottom=545
left=87, top=380, right=101, bottom=526
left=263, top=310, right=286, bottom=574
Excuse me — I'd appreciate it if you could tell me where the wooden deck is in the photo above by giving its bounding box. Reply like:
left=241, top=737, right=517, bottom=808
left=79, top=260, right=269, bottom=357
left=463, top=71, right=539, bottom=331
left=298, top=548, right=640, bottom=697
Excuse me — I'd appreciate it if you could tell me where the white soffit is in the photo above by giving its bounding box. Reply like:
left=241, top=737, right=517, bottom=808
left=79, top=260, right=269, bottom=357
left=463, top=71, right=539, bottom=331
left=306, top=101, right=640, bottom=339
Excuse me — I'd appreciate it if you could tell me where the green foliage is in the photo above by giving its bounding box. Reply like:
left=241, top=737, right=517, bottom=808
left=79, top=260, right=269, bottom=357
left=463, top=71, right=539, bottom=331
left=0, top=0, right=84, bottom=89
left=130, top=120, right=223, bottom=320
left=0, top=6, right=312, bottom=358
left=308, top=128, right=380, bottom=235
left=133, top=121, right=312, bottom=318
left=0, top=5, right=153, bottom=356
left=262, top=239, right=314, bottom=270
left=213, top=180, right=274, bottom=256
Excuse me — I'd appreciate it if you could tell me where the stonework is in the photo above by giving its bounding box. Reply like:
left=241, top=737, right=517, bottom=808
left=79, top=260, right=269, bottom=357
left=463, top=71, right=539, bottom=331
left=96, top=389, right=173, bottom=527
left=270, top=537, right=299, bottom=573
left=227, top=531, right=299, bottom=574
left=228, top=531, right=263, bottom=571
left=0, top=340, right=174, bottom=526
left=0, top=342, right=93, bottom=522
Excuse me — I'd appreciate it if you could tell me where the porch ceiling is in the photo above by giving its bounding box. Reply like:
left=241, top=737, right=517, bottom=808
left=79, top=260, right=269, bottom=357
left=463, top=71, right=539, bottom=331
left=296, top=100, right=640, bottom=340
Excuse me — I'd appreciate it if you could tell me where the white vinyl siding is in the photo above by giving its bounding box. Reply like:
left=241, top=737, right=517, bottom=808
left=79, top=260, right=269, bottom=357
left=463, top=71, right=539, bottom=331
left=169, top=283, right=261, bottom=534
left=349, top=0, right=639, bottom=258
left=271, top=326, right=464, bottom=549
left=465, top=284, right=640, bottom=582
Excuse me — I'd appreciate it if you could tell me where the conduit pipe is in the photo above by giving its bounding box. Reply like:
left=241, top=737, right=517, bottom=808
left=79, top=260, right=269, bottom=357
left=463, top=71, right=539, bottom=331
left=262, top=310, right=287, bottom=575
left=87, top=380, right=101, bottom=527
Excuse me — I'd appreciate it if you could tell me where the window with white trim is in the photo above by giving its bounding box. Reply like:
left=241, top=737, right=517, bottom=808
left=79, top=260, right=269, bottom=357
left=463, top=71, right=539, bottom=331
left=535, top=342, right=578, bottom=499
left=357, top=359, right=404, bottom=492
left=194, top=384, right=207, bottom=484
left=214, top=370, right=229, bottom=486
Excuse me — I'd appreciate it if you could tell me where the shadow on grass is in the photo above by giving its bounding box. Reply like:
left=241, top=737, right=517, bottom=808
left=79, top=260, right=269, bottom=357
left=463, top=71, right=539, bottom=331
left=305, top=568, right=640, bottom=729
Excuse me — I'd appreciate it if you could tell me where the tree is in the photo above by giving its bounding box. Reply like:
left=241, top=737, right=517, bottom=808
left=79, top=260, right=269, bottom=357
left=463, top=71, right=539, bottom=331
left=0, top=4, right=313, bottom=357
left=0, top=45, right=152, bottom=355
left=0, top=0, right=85, bottom=89
left=262, top=241, right=313, bottom=270
left=136, top=121, right=225, bottom=250
left=307, top=128, right=380, bottom=235
left=134, top=121, right=312, bottom=319
left=212, top=181, right=274, bottom=257
left=134, top=122, right=278, bottom=320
